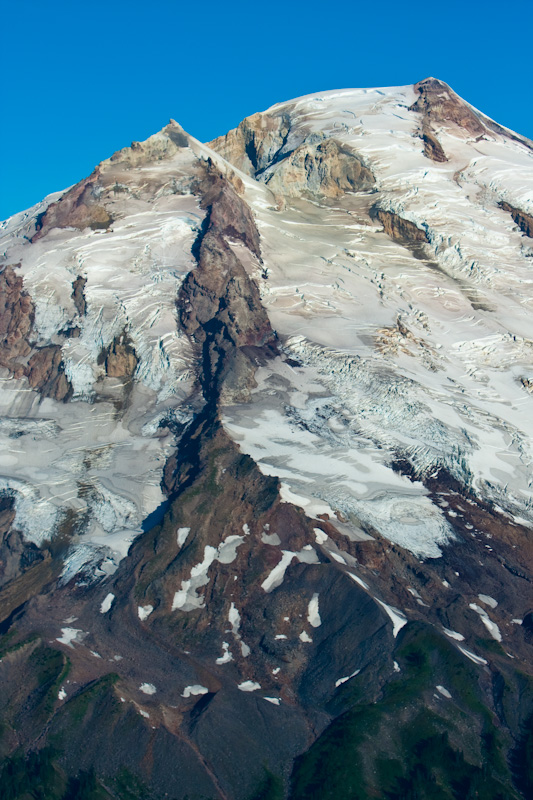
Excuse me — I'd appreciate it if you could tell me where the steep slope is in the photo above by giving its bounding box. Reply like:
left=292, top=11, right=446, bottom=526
left=0, top=79, right=532, bottom=800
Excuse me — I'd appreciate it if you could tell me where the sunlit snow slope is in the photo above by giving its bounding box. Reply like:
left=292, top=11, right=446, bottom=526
left=213, top=80, right=533, bottom=557
left=1, top=78, right=533, bottom=573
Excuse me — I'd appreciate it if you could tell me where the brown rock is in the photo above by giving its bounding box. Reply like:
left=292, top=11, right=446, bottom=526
left=263, top=138, right=375, bottom=199
left=101, top=332, right=138, bottom=378
left=421, top=127, right=448, bottom=162
left=27, top=346, right=72, bottom=401
left=0, top=265, right=34, bottom=370
left=370, top=207, right=429, bottom=243
left=209, top=112, right=291, bottom=176
left=499, top=200, right=533, bottom=238
left=72, top=275, right=87, bottom=316
left=33, top=171, right=112, bottom=240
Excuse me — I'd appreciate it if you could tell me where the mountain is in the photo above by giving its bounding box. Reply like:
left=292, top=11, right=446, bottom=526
left=1, top=77, right=533, bottom=800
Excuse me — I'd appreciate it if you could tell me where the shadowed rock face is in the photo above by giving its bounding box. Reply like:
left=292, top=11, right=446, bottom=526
left=210, top=112, right=291, bottom=177
left=500, top=201, right=533, bottom=238
left=421, top=127, right=448, bottom=162
left=370, top=207, right=429, bottom=244
left=27, top=345, right=72, bottom=401
left=0, top=266, right=72, bottom=400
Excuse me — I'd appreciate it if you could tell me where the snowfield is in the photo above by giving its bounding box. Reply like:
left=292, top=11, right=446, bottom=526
left=1, top=83, right=533, bottom=572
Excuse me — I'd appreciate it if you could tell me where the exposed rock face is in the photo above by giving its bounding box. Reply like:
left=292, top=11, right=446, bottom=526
left=210, top=112, right=291, bottom=177
left=100, top=331, right=138, bottom=379
left=0, top=265, right=34, bottom=373
left=262, top=138, right=375, bottom=199
left=0, top=265, right=72, bottom=399
left=27, top=345, right=72, bottom=401
left=411, top=76, right=533, bottom=151
left=71, top=275, right=87, bottom=317
left=421, top=127, right=448, bottom=162
left=33, top=171, right=113, bottom=239
left=370, top=206, right=429, bottom=243
left=410, top=77, right=487, bottom=137
left=500, top=200, right=533, bottom=238
left=0, top=495, right=45, bottom=589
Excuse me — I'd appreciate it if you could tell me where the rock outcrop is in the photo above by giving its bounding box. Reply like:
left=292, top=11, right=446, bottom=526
left=500, top=200, right=533, bottom=238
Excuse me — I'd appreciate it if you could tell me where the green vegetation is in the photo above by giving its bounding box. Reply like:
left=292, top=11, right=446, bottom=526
left=249, top=768, right=284, bottom=800
left=290, top=623, right=521, bottom=800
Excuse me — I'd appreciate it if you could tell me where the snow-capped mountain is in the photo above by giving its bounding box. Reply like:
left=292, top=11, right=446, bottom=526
left=0, top=78, right=532, bottom=800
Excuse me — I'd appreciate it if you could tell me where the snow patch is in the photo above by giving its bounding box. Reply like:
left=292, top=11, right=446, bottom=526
left=100, top=593, right=115, bottom=614
left=138, top=605, right=154, bottom=621
left=177, top=527, right=190, bottom=547
left=139, top=683, right=156, bottom=695
left=442, top=627, right=465, bottom=641
left=307, top=593, right=321, bottom=627
left=238, top=681, right=261, bottom=692
left=56, top=628, right=83, bottom=648
left=478, top=594, right=498, bottom=608
left=335, top=669, right=361, bottom=687
left=469, top=603, right=502, bottom=641
left=182, top=685, right=209, bottom=698
left=375, top=599, right=407, bottom=637
left=216, top=641, right=233, bottom=665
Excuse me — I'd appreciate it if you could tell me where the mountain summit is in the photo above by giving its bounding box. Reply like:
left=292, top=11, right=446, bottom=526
left=1, top=80, right=533, bottom=800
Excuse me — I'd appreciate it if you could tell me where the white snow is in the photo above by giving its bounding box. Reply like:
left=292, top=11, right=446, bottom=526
left=216, top=641, right=233, bottom=664
left=182, top=685, right=209, bottom=698
left=261, top=531, right=281, bottom=545
left=56, top=628, right=83, bottom=648
left=469, top=603, right=502, bottom=641
left=139, top=683, right=156, bottom=695
left=375, top=599, right=408, bottom=637
left=263, top=697, right=281, bottom=705
left=261, top=547, right=319, bottom=593
left=238, top=681, right=261, bottom=692
left=335, top=668, right=361, bottom=687
left=348, top=572, right=369, bottom=591
left=314, top=528, right=328, bottom=545
left=307, top=593, right=321, bottom=627
left=442, top=627, right=465, bottom=642
left=58, top=688, right=67, bottom=700
left=436, top=685, right=452, bottom=699
left=138, top=605, right=154, bottom=621
left=299, top=631, right=313, bottom=643
left=217, top=85, right=533, bottom=559
left=458, top=646, right=488, bottom=666
left=478, top=594, right=498, bottom=608
left=177, top=527, right=190, bottom=547
left=172, top=535, right=247, bottom=611
left=100, top=593, right=115, bottom=613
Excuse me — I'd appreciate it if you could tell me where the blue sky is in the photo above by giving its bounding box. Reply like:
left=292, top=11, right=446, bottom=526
left=2, top=0, right=530, bottom=220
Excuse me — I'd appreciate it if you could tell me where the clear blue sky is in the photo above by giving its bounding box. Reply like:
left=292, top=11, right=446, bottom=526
left=2, top=0, right=531, bottom=220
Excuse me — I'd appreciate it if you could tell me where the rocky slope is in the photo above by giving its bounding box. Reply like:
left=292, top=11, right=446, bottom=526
left=0, top=78, right=533, bottom=800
